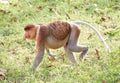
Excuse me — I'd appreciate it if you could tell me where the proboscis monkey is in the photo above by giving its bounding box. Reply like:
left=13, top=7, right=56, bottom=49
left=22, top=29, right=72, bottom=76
left=24, top=20, right=110, bottom=71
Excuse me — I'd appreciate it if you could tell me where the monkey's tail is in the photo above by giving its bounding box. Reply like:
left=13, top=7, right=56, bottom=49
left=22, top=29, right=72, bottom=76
left=70, top=21, right=110, bottom=52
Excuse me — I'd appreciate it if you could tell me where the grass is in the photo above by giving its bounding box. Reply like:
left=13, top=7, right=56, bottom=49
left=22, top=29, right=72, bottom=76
left=0, top=0, right=120, bottom=83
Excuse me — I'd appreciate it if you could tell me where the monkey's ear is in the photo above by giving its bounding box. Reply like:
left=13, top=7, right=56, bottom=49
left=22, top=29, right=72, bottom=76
left=24, top=24, right=35, bottom=31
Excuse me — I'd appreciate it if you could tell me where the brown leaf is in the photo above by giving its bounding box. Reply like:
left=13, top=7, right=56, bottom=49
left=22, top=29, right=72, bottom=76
left=87, top=33, right=92, bottom=39
left=107, top=24, right=117, bottom=29
left=46, top=65, right=55, bottom=68
left=25, top=56, right=31, bottom=64
left=49, top=7, right=54, bottom=12
left=100, top=16, right=111, bottom=22
left=104, top=31, right=109, bottom=35
left=37, top=6, right=44, bottom=10
left=103, top=24, right=117, bottom=29
left=65, top=13, right=71, bottom=19
left=0, top=68, right=7, bottom=80
left=101, top=16, right=107, bottom=21
left=11, top=17, right=17, bottom=22
left=0, top=9, right=6, bottom=14
left=102, top=80, right=106, bottom=83
left=112, top=5, right=120, bottom=10
left=95, top=49, right=100, bottom=60
left=48, top=56, right=55, bottom=62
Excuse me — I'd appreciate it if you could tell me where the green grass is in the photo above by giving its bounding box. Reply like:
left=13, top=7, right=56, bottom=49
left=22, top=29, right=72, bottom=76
left=0, top=0, right=120, bottom=83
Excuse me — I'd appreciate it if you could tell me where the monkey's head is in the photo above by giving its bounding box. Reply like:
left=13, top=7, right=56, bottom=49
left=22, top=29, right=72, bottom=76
left=24, top=24, right=38, bottom=40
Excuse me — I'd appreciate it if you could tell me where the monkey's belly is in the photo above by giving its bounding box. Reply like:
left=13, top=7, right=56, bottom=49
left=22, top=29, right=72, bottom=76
left=45, top=36, right=69, bottom=49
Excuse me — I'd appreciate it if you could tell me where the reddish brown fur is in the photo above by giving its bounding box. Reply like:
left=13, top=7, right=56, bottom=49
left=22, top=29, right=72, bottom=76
left=49, top=21, right=71, bottom=40
left=35, top=25, right=49, bottom=51
left=24, top=24, right=35, bottom=31
left=24, top=21, right=71, bottom=41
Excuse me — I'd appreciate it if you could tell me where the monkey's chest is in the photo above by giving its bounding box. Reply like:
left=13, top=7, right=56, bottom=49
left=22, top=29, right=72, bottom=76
left=45, top=36, right=69, bottom=49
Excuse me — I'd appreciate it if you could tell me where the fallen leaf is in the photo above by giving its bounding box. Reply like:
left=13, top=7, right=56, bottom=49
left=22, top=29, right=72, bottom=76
left=65, top=13, right=71, bottom=19
left=48, top=56, right=55, bottom=62
left=112, top=5, right=120, bottom=10
left=48, top=7, right=54, bottom=12
left=46, top=65, right=55, bottom=68
left=0, top=9, right=6, bottom=14
left=0, top=68, right=7, bottom=80
left=102, top=80, right=106, bottom=83
left=37, top=6, right=44, bottom=10
left=11, top=17, right=17, bottom=22
left=103, top=24, right=117, bottom=29
left=104, top=31, right=109, bottom=35
left=87, top=33, right=93, bottom=39
left=95, top=49, right=100, bottom=60
left=107, top=24, right=117, bottom=29
left=100, top=16, right=111, bottom=22
left=25, top=56, right=31, bottom=64
left=101, top=16, right=107, bottom=21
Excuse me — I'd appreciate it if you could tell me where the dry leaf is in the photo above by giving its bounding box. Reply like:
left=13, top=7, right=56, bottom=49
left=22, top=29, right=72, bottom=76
left=25, top=56, right=31, bottom=63
left=37, top=6, right=44, bottom=10
left=112, top=5, right=120, bottom=10
left=48, top=56, right=55, bottom=62
left=102, top=80, right=106, bottom=83
left=46, top=65, right=55, bottom=68
left=49, top=7, right=54, bottom=12
left=11, top=17, right=17, bottom=22
left=0, top=68, right=7, bottom=80
left=104, top=31, right=109, bottom=35
left=101, top=16, right=107, bottom=21
left=87, top=33, right=92, bottom=39
left=65, top=13, right=71, bottom=19
left=95, top=49, right=100, bottom=60
left=100, top=16, right=111, bottom=22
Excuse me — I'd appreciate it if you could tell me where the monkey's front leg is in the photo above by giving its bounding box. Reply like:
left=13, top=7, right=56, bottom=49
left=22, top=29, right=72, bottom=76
left=46, top=48, right=55, bottom=57
left=32, top=40, right=45, bottom=71
left=32, top=50, right=44, bottom=71
left=46, top=48, right=56, bottom=61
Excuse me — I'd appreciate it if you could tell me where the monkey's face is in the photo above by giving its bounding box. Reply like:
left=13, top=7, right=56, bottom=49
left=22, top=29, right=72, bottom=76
left=24, top=24, right=37, bottom=40
left=24, top=31, right=30, bottom=39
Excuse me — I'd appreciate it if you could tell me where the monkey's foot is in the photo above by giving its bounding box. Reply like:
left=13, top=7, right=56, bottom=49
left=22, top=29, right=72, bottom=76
left=80, top=47, right=89, bottom=60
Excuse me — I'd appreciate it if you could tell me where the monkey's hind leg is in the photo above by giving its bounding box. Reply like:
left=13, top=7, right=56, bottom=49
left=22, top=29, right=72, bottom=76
left=67, top=25, right=89, bottom=60
left=79, top=46, right=89, bottom=60
left=64, top=47, right=78, bottom=64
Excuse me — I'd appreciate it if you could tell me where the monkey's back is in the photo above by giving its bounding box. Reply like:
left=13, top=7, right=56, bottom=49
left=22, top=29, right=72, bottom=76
left=48, top=21, right=71, bottom=40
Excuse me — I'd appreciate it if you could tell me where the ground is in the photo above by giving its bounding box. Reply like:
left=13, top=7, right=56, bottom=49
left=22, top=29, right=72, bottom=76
left=0, top=0, right=120, bottom=83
